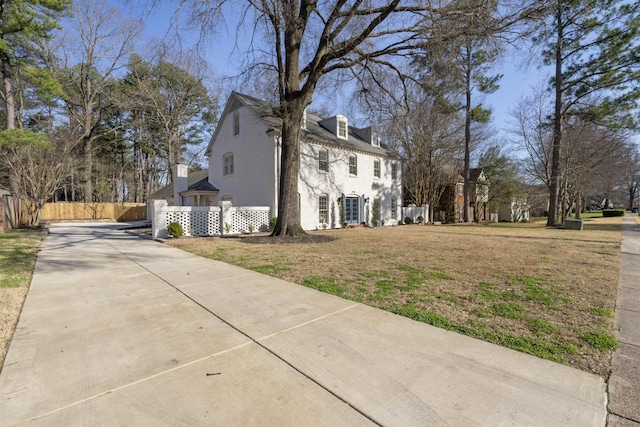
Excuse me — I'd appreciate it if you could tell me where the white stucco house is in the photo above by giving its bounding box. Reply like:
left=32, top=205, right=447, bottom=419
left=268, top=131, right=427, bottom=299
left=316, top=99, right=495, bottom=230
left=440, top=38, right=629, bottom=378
left=196, top=91, right=403, bottom=230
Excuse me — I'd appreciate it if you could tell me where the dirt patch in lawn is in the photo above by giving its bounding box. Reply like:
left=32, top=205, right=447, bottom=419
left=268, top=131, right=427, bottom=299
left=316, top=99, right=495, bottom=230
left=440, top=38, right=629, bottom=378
left=0, top=229, right=42, bottom=370
left=168, top=217, right=623, bottom=377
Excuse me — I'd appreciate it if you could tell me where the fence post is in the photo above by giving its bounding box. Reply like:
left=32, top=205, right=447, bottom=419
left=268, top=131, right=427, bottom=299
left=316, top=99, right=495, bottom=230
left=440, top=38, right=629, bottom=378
left=422, top=204, right=429, bottom=224
left=151, top=200, right=168, bottom=239
left=220, top=201, right=232, bottom=235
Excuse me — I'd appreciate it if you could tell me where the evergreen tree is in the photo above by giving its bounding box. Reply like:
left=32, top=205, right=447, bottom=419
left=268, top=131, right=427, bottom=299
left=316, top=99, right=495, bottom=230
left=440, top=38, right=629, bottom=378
left=533, top=0, right=640, bottom=226
left=0, top=0, right=71, bottom=195
left=419, top=0, right=502, bottom=222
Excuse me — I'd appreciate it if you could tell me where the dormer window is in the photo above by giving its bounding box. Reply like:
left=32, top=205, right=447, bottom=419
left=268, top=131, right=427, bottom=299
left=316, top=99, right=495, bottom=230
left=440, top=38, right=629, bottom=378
left=337, top=115, right=348, bottom=139
left=371, top=129, right=380, bottom=147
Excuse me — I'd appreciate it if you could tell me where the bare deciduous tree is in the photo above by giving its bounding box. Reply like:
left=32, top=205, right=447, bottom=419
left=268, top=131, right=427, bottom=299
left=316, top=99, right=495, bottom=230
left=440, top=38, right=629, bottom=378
left=174, top=1, right=433, bottom=236
left=50, top=0, right=142, bottom=202
left=0, top=130, right=72, bottom=225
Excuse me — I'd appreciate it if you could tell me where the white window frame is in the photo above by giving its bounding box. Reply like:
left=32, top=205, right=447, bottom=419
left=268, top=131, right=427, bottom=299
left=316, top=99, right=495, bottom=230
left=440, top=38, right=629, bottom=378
left=349, top=155, right=357, bottom=176
left=373, top=159, right=381, bottom=179
left=338, top=118, right=348, bottom=139
left=319, top=195, right=328, bottom=224
left=233, top=111, right=240, bottom=136
left=319, top=148, right=329, bottom=172
left=372, top=129, right=380, bottom=147
left=391, top=196, right=397, bottom=220
left=223, top=152, right=234, bottom=176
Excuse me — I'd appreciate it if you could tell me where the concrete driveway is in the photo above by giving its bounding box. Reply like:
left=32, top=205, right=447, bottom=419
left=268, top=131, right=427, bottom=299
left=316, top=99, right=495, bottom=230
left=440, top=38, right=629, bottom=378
left=0, top=223, right=607, bottom=426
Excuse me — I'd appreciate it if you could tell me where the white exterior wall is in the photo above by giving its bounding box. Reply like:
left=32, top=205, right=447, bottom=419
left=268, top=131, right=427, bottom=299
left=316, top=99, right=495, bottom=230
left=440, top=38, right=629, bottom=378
left=299, top=141, right=402, bottom=230
left=208, top=105, right=277, bottom=211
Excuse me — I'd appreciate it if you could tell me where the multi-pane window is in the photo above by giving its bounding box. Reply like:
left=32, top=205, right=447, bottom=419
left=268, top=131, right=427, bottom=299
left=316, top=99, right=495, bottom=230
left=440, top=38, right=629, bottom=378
left=319, top=195, right=328, bottom=224
left=372, top=129, right=380, bottom=147
left=391, top=196, right=398, bottom=220
left=458, top=183, right=463, bottom=195
left=233, top=111, right=240, bottom=136
left=391, top=163, right=397, bottom=180
left=374, top=159, right=381, bottom=178
left=319, top=149, right=329, bottom=172
left=349, top=155, right=357, bottom=176
left=338, top=119, right=348, bottom=139
left=223, top=153, right=234, bottom=176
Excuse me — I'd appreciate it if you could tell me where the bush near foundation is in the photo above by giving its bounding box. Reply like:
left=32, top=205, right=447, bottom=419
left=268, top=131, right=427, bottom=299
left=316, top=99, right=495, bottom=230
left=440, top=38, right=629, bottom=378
left=167, top=221, right=184, bottom=237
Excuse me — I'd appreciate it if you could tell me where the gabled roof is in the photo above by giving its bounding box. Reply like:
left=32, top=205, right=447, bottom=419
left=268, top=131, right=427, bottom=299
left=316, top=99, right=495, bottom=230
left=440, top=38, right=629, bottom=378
left=470, top=168, right=486, bottom=182
left=207, top=91, right=401, bottom=159
left=186, top=176, right=218, bottom=192
left=146, top=169, right=217, bottom=200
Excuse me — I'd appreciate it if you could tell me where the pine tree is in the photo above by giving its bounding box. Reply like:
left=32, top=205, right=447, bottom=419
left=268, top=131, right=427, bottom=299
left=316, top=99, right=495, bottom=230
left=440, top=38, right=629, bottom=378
left=534, top=0, right=640, bottom=226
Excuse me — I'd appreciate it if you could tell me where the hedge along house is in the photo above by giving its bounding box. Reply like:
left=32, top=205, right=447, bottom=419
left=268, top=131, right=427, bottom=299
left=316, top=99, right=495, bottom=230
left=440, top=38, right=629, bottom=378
left=205, top=92, right=403, bottom=230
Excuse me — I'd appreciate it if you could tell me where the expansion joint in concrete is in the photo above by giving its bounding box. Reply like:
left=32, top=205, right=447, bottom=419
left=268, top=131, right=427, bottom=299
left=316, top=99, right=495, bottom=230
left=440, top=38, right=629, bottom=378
left=103, top=239, right=384, bottom=427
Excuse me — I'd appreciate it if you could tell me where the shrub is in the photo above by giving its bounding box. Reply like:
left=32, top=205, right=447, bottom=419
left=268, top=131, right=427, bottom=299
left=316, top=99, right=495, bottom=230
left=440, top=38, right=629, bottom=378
left=602, top=209, right=624, bottom=217
left=416, top=216, right=424, bottom=224
left=167, top=221, right=184, bottom=238
left=269, top=217, right=278, bottom=230
left=404, top=216, right=413, bottom=224
left=372, top=198, right=381, bottom=226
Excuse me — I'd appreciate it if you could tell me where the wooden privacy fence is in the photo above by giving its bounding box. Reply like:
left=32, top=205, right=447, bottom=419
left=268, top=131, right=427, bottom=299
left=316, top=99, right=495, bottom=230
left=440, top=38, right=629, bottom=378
left=40, top=203, right=147, bottom=222
left=1, top=195, right=28, bottom=232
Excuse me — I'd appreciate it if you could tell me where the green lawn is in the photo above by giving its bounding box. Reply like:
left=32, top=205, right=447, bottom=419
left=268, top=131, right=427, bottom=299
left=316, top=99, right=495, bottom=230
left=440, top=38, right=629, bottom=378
left=1, top=229, right=42, bottom=369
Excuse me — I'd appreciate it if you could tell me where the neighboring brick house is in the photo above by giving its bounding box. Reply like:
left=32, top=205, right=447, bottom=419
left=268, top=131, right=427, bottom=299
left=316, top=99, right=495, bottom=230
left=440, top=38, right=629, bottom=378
left=165, top=92, right=403, bottom=230
left=438, top=169, right=489, bottom=223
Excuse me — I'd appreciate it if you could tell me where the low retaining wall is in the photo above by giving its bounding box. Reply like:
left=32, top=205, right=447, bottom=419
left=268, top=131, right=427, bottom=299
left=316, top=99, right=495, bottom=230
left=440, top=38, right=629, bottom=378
left=151, top=200, right=271, bottom=239
left=564, top=219, right=584, bottom=230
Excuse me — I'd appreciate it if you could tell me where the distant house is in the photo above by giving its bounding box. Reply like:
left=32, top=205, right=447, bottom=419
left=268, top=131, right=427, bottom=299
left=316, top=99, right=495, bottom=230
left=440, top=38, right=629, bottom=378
left=498, top=198, right=530, bottom=222
left=188, top=91, right=403, bottom=230
left=438, top=169, right=489, bottom=222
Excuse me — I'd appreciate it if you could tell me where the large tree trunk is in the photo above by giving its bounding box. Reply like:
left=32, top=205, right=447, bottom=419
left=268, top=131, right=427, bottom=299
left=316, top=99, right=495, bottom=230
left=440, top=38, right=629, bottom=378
left=575, top=191, right=582, bottom=219
left=83, top=135, right=93, bottom=202
left=271, top=8, right=311, bottom=237
left=1, top=51, right=15, bottom=130
left=463, top=46, right=472, bottom=223
left=272, top=98, right=306, bottom=237
left=1, top=50, right=20, bottom=197
left=547, top=5, right=564, bottom=227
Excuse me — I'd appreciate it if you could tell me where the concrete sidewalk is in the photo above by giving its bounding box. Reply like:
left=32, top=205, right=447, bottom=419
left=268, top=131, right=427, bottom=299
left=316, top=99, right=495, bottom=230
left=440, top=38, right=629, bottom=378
left=608, top=215, right=640, bottom=426
left=1, top=223, right=607, bottom=426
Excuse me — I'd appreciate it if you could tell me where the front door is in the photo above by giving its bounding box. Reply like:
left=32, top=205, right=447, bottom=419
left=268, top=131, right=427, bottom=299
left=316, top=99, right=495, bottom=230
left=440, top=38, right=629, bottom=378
left=345, top=197, right=359, bottom=224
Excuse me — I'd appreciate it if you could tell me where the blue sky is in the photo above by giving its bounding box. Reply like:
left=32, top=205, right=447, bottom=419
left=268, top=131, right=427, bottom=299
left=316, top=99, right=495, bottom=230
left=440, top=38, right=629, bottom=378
left=120, top=2, right=548, bottom=148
